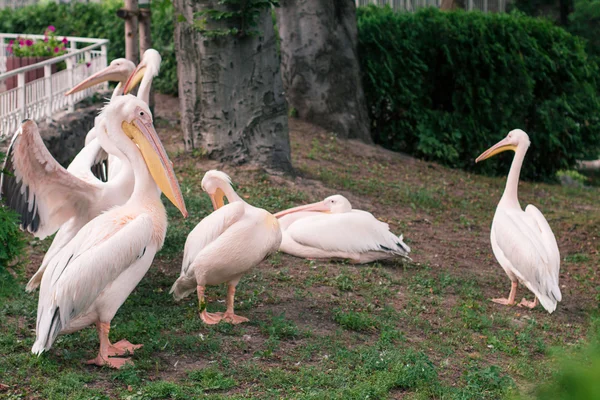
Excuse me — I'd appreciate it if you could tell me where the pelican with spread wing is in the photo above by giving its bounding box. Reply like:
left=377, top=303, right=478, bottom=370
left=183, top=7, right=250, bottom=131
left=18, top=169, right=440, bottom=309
left=476, top=129, right=561, bottom=313
left=274, top=195, right=410, bottom=264
left=31, top=95, right=187, bottom=368
left=170, top=171, right=281, bottom=325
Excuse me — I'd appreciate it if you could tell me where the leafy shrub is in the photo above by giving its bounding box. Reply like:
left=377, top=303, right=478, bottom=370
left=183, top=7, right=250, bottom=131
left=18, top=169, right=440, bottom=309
left=0, top=152, right=25, bottom=269
left=0, top=0, right=178, bottom=95
left=357, top=7, right=600, bottom=180
left=568, top=0, right=600, bottom=63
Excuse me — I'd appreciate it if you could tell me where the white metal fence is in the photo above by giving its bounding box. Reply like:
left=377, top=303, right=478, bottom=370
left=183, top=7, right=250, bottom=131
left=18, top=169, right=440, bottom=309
left=355, top=0, right=507, bottom=12
left=0, top=34, right=108, bottom=137
left=0, top=0, right=101, bottom=9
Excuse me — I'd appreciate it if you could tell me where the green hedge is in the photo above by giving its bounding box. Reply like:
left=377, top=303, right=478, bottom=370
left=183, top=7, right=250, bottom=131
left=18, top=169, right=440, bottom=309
left=0, top=0, right=177, bottom=95
left=569, top=0, right=600, bottom=64
left=357, top=7, right=600, bottom=180
left=0, top=152, right=25, bottom=269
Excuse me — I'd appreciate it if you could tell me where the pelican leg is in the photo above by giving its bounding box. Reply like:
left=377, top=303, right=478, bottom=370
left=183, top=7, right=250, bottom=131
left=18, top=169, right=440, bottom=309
left=491, top=281, right=517, bottom=306
left=518, top=297, right=538, bottom=309
left=197, top=285, right=223, bottom=325
left=86, top=322, right=132, bottom=369
left=221, top=284, right=249, bottom=324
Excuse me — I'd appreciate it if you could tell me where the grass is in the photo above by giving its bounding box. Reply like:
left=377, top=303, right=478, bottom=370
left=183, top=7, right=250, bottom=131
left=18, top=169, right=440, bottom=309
left=0, top=102, right=599, bottom=399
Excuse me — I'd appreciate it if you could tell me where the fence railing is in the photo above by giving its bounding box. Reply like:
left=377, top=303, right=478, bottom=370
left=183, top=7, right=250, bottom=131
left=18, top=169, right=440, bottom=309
left=0, top=34, right=108, bottom=137
left=355, top=0, right=507, bottom=12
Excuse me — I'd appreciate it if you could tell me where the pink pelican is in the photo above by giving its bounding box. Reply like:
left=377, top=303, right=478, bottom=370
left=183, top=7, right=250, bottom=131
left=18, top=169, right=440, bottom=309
left=123, top=48, right=161, bottom=104
left=274, top=195, right=411, bottom=264
left=31, top=95, right=187, bottom=368
left=170, top=170, right=281, bottom=325
left=476, top=129, right=561, bottom=313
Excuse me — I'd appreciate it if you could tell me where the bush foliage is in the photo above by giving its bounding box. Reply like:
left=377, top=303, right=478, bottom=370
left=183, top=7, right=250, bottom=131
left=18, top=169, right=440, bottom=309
left=0, top=153, right=25, bottom=269
left=357, top=7, right=600, bottom=180
left=0, top=0, right=177, bottom=95
left=568, top=0, right=600, bottom=63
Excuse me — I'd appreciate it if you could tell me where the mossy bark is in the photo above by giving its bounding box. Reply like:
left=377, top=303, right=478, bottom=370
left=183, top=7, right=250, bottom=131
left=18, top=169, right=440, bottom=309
left=174, top=0, right=292, bottom=173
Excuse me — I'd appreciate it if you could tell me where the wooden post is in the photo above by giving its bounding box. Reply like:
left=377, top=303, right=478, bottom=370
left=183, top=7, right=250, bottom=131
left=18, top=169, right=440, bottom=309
left=138, top=0, right=152, bottom=55
left=121, top=0, right=139, bottom=64
left=138, top=0, right=154, bottom=113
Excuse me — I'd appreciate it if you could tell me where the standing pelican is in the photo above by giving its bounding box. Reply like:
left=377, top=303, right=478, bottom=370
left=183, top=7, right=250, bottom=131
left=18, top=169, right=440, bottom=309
left=65, top=58, right=137, bottom=146
left=170, top=170, right=281, bottom=325
left=476, top=129, right=561, bottom=313
left=32, top=95, right=187, bottom=368
left=274, top=195, right=411, bottom=264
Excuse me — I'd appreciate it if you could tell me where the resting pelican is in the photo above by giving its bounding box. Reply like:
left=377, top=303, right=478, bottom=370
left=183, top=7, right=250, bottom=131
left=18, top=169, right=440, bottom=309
left=123, top=48, right=161, bottom=104
left=31, top=95, right=187, bottom=368
left=170, top=170, right=281, bottom=325
left=476, top=129, right=561, bottom=313
left=274, top=195, right=411, bottom=264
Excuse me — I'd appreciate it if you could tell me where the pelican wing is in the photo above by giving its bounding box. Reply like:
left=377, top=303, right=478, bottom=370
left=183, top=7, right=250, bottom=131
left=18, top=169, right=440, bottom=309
left=32, top=213, right=154, bottom=354
left=287, top=210, right=410, bottom=257
left=492, top=208, right=561, bottom=312
left=171, top=202, right=245, bottom=300
left=1, top=122, right=101, bottom=239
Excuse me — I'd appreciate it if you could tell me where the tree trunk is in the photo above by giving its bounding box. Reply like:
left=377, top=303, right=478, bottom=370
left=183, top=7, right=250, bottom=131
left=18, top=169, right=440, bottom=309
left=440, top=0, right=457, bottom=10
left=276, top=0, right=372, bottom=143
left=174, top=1, right=292, bottom=173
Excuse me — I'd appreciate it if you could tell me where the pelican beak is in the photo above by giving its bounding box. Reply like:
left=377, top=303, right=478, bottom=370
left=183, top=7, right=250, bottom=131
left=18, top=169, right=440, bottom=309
left=121, top=111, right=188, bottom=217
left=208, top=188, right=227, bottom=210
left=65, top=64, right=124, bottom=96
left=475, top=138, right=517, bottom=163
left=123, top=62, right=146, bottom=94
left=273, top=201, right=330, bottom=218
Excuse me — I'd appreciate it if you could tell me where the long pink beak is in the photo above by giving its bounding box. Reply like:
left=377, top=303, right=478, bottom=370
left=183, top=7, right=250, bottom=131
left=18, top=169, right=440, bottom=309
left=274, top=201, right=330, bottom=219
left=65, top=64, right=125, bottom=96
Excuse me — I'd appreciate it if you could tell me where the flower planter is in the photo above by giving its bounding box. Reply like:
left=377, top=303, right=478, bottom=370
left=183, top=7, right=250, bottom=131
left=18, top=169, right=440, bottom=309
left=5, top=56, right=59, bottom=91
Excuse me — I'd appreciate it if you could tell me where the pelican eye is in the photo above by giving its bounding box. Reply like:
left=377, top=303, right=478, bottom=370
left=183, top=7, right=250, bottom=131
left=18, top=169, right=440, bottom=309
left=140, top=111, right=145, bottom=116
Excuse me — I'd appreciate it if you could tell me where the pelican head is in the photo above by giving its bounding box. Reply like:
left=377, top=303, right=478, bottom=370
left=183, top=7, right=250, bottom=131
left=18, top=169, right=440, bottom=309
left=201, top=170, right=233, bottom=210
left=274, top=194, right=352, bottom=218
left=123, top=49, right=162, bottom=94
left=476, top=129, right=531, bottom=163
left=65, top=58, right=136, bottom=96
left=98, top=95, right=187, bottom=217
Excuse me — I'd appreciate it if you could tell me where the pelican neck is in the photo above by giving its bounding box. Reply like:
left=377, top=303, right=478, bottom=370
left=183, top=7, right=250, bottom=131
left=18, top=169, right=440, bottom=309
left=498, top=145, right=528, bottom=209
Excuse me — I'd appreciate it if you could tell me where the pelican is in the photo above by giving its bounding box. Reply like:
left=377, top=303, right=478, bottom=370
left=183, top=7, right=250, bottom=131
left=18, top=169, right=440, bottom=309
left=274, top=195, right=411, bottom=264
left=476, top=129, right=561, bottom=313
left=31, top=95, right=187, bottom=368
left=170, top=170, right=281, bottom=325
left=2, top=56, right=160, bottom=292
left=65, top=58, right=137, bottom=146
left=123, top=48, right=161, bottom=103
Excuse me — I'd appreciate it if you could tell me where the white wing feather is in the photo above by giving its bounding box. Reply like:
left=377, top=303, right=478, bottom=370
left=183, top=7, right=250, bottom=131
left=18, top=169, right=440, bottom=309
left=492, top=207, right=561, bottom=312
left=286, top=210, right=410, bottom=256
left=32, top=214, right=153, bottom=354
left=1, top=121, right=101, bottom=238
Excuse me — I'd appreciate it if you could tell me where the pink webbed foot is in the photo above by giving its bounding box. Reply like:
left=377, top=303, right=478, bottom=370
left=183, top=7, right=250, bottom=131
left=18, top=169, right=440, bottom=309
left=221, top=312, right=249, bottom=325
left=517, top=298, right=538, bottom=309
left=491, top=298, right=516, bottom=306
left=200, top=310, right=224, bottom=325
left=107, top=339, right=143, bottom=356
left=86, top=355, right=133, bottom=369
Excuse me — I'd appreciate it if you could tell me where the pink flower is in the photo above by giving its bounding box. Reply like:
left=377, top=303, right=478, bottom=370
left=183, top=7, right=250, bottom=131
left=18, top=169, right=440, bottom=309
left=86, top=62, right=91, bottom=68
left=8, top=46, right=12, bottom=54
left=47, top=25, right=56, bottom=32
left=62, top=37, right=68, bottom=45
left=54, top=46, right=60, bottom=53
left=9, top=39, right=13, bottom=45
left=25, top=39, right=33, bottom=46
left=19, top=39, right=24, bottom=46
left=44, top=37, right=49, bottom=42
